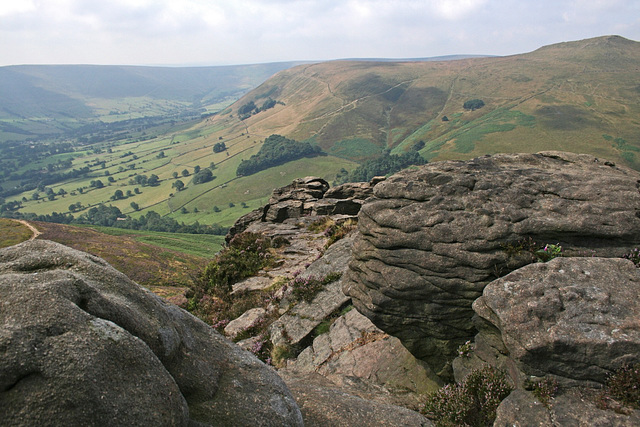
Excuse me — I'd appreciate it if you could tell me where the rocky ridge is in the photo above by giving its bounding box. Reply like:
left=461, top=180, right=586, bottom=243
left=4, top=151, right=640, bottom=425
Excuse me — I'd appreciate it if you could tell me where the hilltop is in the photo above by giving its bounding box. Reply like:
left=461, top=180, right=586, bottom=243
left=212, top=35, right=640, bottom=166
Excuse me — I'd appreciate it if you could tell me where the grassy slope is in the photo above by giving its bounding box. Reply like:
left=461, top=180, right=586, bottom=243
left=0, top=219, right=33, bottom=248
left=210, top=35, right=640, bottom=168
left=33, top=221, right=218, bottom=289
left=13, top=108, right=356, bottom=227
left=8, top=36, right=639, bottom=228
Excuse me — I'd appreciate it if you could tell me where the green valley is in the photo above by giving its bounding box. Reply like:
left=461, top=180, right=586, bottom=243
left=1, top=35, right=639, bottom=232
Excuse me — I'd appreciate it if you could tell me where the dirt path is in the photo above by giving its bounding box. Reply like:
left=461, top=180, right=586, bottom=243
left=15, top=219, right=41, bottom=240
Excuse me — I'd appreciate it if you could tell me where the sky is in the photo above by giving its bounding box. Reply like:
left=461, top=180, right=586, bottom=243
left=1, top=0, right=639, bottom=67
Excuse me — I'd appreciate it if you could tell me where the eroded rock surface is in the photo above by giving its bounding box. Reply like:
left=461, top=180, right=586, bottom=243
left=474, top=257, right=640, bottom=385
left=344, top=152, right=640, bottom=376
left=0, top=240, right=302, bottom=426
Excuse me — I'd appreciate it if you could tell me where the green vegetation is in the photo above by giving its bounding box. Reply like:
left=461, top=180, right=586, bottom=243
left=524, top=377, right=559, bottom=408
left=335, top=150, right=426, bottom=183
left=328, top=138, right=384, bottom=161
left=422, top=366, right=513, bottom=426
left=236, top=98, right=282, bottom=120
left=194, top=232, right=275, bottom=300
left=290, top=272, right=342, bottom=303
left=192, top=168, right=215, bottom=184
left=463, top=99, right=485, bottom=111
left=236, top=134, right=324, bottom=176
left=0, top=218, right=32, bottom=248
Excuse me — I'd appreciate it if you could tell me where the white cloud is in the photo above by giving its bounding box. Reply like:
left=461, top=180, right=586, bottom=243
left=0, top=0, right=638, bottom=66
left=0, top=0, right=36, bottom=17
left=432, top=0, right=488, bottom=20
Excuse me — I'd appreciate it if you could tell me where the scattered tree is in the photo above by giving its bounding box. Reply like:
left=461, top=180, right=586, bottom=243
left=130, top=201, right=140, bottom=211
left=172, top=180, right=185, bottom=191
left=213, top=142, right=227, bottom=153
left=463, top=99, right=485, bottom=111
left=111, top=189, right=124, bottom=200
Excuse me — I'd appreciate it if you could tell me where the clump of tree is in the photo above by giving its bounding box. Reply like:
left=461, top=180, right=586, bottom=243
left=335, top=150, right=427, bottom=184
left=236, top=134, right=324, bottom=176
left=237, top=98, right=282, bottom=120
left=128, top=174, right=159, bottom=187
left=463, top=99, right=485, bottom=111
left=213, top=142, right=227, bottom=153
left=192, top=168, right=215, bottom=184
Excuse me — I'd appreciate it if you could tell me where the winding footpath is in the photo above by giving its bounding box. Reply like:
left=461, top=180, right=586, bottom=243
left=15, top=219, right=41, bottom=241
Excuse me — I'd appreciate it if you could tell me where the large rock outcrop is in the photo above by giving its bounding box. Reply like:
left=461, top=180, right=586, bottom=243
left=472, top=256, right=640, bottom=385
left=0, top=240, right=302, bottom=426
left=344, top=152, right=640, bottom=377
left=464, top=257, right=640, bottom=426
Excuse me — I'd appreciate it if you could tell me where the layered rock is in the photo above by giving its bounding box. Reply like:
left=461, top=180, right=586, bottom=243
left=283, top=308, right=441, bottom=410
left=281, top=373, right=433, bottom=427
left=344, top=152, right=640, bottom=377
left=0, top=240, right=302, bottom=426
left=226, top=176, right=376, bottom=242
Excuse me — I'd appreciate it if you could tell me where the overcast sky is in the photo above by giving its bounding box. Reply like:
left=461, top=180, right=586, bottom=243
left=1, top=0, right=638, bottom=67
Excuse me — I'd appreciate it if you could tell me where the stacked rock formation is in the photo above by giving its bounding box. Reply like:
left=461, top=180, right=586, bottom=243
left=344, top=151, right=640, bottom=378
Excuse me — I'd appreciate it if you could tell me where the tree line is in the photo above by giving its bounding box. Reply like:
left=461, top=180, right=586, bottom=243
left=335, top=148, right=427, bottom=184
left=1, top=204, right=227, bottom=235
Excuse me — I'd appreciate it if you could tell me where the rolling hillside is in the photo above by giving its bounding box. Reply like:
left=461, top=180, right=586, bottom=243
left=213, top=35, right=640, bottom=167
left=2, top=36, right=639, bottom=229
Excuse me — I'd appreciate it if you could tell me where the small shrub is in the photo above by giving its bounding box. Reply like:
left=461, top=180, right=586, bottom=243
left=193, top=232, right=274, bottom=301
left=602, top=363, right=640, bottom=409
left=271, top=235, right=290, bottom=248
left=457, top=340, right=474, bottom=358
left=422, top=365, right=513, bottom=427
left=290, top=272, right=342, bottom=303
left=502, top=239, right=562, bottom=263
left=324, top=219, right=357, bottom=248
left=307, top=216, right=333, bottom=233
left=525, top=377, right=559, bottom=408
left=271, top=344, right=295, bottom=368
left=248, top=332, right=272, bottom=364
left=622, top=248, right=640, bottom=267
left=534, top=243, right=562, bottom=262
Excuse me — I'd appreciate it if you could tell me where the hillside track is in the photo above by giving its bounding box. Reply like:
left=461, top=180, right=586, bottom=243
left=13, top=219, right=41, bottom=240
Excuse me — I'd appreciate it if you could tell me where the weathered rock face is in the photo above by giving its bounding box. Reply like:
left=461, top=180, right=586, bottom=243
left=473, top=257, right=640, bottom=386
left=226, top=176, right=377, bottom=242
left=284, top=308, right=441, bottom=410
left=0, top=240, right=302, bottom=426
left=344, top=152, right=640, bottom=376
left=281, top=373, right=433, bottom=427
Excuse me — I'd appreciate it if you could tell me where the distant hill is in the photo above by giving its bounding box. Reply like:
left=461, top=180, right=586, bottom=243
left=211, top=35, right=640, bottom=168
left=0, top=62, right=305, bottom=139
left=3, top=36, right=640, bottom=230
